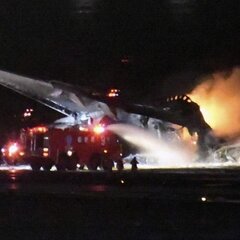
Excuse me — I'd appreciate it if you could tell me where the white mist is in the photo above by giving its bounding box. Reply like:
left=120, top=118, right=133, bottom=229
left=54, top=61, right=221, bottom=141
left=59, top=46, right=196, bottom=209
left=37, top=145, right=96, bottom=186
left=107, top=123, right=195, bottom=168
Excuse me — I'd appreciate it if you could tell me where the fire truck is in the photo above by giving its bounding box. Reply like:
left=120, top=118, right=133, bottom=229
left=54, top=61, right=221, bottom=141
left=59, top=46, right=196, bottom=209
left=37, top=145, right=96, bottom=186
left=7, top=121, right=122, bottom=171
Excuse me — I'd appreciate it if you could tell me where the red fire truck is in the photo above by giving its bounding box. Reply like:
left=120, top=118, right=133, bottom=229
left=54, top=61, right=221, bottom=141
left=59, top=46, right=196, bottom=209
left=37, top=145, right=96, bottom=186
left=10, top=122, right=123, bottom=171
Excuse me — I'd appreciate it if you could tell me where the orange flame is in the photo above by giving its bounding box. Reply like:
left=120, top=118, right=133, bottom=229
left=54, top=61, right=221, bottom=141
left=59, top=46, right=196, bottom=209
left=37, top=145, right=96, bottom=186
left=189, top=68, right=240, bottom=137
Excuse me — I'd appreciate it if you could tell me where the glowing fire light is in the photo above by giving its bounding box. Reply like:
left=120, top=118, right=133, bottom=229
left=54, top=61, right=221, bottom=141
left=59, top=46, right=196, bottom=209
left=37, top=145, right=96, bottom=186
left=188, top=91, right=222, bottom=132
left=189, top=68, right=240, bottom=137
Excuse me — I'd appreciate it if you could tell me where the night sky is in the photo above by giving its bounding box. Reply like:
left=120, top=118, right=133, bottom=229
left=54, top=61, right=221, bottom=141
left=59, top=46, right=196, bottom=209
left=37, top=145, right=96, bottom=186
left=0, top=0, right=240, bottom=141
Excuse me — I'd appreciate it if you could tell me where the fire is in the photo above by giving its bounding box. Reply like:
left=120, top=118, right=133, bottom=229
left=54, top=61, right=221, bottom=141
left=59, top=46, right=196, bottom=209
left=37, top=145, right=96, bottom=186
left=189, top=68, right=240, bottom=137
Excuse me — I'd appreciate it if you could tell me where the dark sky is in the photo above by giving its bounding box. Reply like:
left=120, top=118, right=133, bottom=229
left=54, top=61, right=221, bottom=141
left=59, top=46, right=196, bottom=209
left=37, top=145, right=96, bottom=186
left=0, top=0, right=240, bottom=138
left=0, top=1, right=240, bottom=91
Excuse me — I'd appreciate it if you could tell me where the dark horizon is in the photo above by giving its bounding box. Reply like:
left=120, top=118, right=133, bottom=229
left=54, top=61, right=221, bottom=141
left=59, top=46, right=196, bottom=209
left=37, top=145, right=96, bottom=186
left=0, top=1, right=239, bottom=93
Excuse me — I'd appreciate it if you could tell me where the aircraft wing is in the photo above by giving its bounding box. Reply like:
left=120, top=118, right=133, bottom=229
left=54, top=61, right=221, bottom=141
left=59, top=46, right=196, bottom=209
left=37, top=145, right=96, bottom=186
left=0, top=69, right=211, bottom=136
left=0, top=70, right=114, bottom=120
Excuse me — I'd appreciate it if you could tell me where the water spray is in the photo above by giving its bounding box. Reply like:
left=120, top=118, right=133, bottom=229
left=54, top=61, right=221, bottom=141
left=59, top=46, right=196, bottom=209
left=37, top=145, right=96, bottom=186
left=107, top=123, right=195, bottom=168
left=107, top=123, right=240, bottom=168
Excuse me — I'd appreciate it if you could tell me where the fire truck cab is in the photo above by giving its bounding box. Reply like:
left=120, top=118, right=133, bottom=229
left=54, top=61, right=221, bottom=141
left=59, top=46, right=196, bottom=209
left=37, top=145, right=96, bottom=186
left=19, top=122, right=122, bottom=171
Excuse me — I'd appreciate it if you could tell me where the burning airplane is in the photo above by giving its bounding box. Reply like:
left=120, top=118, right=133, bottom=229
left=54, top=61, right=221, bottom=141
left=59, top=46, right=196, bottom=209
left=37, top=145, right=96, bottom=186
left=189, top=67, right=240, bottom=163
left=0, top=69, right=225, bottom=164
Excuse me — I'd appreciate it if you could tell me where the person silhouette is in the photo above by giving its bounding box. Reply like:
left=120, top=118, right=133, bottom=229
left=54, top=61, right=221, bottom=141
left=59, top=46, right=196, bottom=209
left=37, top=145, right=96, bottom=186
left=130, top=157, right=138, bottom=171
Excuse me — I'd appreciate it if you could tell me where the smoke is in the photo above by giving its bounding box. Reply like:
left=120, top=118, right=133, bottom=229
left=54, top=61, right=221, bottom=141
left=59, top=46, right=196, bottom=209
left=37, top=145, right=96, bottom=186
left=107, top=123, right=195, bottom=167
left=107, top=124, right=240, bottom=168
left=189, top=67, right=240, bottom=138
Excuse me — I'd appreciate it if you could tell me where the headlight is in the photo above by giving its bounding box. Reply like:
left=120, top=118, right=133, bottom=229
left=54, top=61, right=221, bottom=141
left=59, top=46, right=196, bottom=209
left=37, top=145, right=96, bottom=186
left=8, top=144, right=18, bottom=156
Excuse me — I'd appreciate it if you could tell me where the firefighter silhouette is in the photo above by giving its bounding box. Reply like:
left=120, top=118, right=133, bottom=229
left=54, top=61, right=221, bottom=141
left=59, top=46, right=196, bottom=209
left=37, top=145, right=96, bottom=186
left=57, top=151, right=68, bottom=170
left=57, top=149, right=78, bottom=170
left=102, top=155, right=114, bottom=172
left=67, top=150, right=78, bottom=170
left=116, top=159, right=124, bottom=171
left=106, top=160, right=114, bottom=172
left=130, top=157, right=138, bottom=171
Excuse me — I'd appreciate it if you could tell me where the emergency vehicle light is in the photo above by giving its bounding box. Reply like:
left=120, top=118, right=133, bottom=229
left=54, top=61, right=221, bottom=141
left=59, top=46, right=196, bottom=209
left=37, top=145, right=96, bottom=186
left=8, top=143, right=18, bottom=156
left=93, top=125, right=105, bottom=134
left=43, top=152, right=49, bottom=157
left=79, top=126, right=89, bottom=132
left=67, top=150, right=73, bottom=157
left=37, top=127, right=47, bottom=133
left=32, top=126, right=47, bottom=133
left=19, top=151, right=25, bottom=156
left=108, top=92, right=119, bottom=97
left=43, top=148, right=49, bottom=157
left=107, top=89, right=120, bottom=97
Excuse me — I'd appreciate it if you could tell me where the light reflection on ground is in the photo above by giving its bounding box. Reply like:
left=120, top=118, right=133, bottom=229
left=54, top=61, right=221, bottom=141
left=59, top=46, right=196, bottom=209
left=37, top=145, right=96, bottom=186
left=122, top=152, right=240, bottom=169
left=123, top=162, right=240, bottom=169
left=0, top=164, right=32, bottom=171
left=0, top=161, right=240, bottom=172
